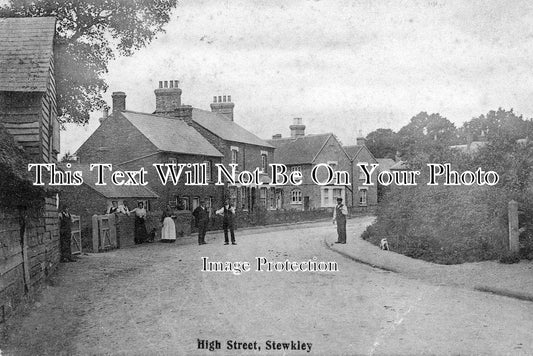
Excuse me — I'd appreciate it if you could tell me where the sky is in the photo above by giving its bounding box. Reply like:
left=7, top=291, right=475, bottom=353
left=62, top=0, right=533, bottom=156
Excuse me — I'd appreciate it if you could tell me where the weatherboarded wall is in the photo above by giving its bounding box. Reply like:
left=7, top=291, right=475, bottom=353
left=0, top=197, right=59, bottom=321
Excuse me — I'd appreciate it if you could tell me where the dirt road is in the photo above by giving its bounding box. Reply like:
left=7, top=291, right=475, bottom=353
left=2, top=217, right=533, bottom=355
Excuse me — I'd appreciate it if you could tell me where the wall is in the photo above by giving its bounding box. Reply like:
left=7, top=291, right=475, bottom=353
left=0, top=197, right=59, bottom=321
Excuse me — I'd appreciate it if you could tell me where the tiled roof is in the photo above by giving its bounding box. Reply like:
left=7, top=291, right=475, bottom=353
left=0, top=17, right=56, bottom=92
left=269, top=133, right=332, bottom=165
left=192, top=108, right=274, bottom=148
left=59, top=163, right=159, bottom=199
left=121, top=111, right=223, bottom=157
left=343, top=145, right=363, bottom=160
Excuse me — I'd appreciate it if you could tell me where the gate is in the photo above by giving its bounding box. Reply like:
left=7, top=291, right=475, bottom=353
left=71, top=214, right=82, bottom=255
left=91, top=214, right=117, bottom=252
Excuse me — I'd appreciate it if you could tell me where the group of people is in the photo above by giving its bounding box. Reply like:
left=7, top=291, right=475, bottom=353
left=58, top=197, right=344, bottom=263
left=193, top=200, right=237, bottom=246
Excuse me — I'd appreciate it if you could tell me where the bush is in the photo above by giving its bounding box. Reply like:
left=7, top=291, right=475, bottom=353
left=364, top=176, right=509, bottom=264
left=499, top=252, right=521, bottom=264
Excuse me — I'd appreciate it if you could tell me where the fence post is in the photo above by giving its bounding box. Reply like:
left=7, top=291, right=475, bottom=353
left=92, top=214, right=99, bottom=252
left=508, top=200, right=519, bottom=253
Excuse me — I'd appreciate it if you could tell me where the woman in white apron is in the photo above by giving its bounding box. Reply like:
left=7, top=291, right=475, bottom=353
left=161, top=207, right=176, bottom=242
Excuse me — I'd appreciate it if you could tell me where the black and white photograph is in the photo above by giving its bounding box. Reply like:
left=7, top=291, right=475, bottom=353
left=1, top=0, right=533, bottom=355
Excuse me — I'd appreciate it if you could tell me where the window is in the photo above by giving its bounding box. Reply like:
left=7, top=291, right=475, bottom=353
left=291, top=189, right=302, bottom=204
left=231, top=146, right=239, bottom=165
left=321, top=186, right=345, bottom=207
left=181, top=197, right=190, bottom=211
left=261, top=151, right=268, bottom=173
left=359, top=188, right=368, bottom=206
left=290, top=166, right=301, bottom=173
left=327, top=161, right=338, bottom=170
left=204, top=160, right=212, bottom=182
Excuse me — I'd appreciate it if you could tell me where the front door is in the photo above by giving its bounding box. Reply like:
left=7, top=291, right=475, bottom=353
left=303, top=196, right=309, bottom=211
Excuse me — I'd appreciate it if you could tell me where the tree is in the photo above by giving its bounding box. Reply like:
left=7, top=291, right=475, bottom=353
left=397, top=112, right=457, bottom=160
left=365, top=128, right=399, bottom=159
left=0, top=0, right=178, bottom=126
left=459, top=108, right=533, bottom=147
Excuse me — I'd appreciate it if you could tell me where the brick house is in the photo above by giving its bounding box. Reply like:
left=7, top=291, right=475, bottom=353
left=149, top=81, right=275, bottom=212
left=0, top=17, right=61, bottom=319
left=75, top=90, right=224, bottom=213
left=343, top=135, right=379, bottom=207
left=269, top=118, right=352, bottom=210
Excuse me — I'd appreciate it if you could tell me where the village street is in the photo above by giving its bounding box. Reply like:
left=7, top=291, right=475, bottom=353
left=2, top=217, right=533, bottom=356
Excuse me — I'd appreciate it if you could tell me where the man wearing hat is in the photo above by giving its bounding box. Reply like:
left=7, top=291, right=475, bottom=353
left=332, top=197, right=348, bottom=244
left=193, top=200, right=209, bottom=245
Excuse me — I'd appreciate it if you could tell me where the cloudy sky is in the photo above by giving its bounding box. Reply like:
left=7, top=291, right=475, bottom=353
left=63, top=0, right=533, bottom=155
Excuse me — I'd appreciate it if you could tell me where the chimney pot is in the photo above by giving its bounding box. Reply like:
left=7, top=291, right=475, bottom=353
left=154, top=80, right=182, bottom=114
left=174, top=80, right=179, bottom=88
left=210, top=94, right=235, bottom=121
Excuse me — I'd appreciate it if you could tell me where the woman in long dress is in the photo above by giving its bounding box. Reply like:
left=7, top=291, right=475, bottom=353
left=130, top=201, right=147, bottom=244
left=160, top=207, right=176, bottom=243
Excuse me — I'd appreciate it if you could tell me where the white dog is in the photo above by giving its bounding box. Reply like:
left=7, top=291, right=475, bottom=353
left=380, top=238, right=389, bottom=251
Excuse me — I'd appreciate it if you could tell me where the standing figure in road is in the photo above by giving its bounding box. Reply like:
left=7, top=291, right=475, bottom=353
left=59, top=205, right=76, bottom=262
left=160, top=206, right=176, bottom=243
left=216, top=200, right=236, bottom=245
left=193, top=200, right=209, bottom=245
left=333, top=197, right=348, bottom=244
left=130, top=201, right=147, bottom=244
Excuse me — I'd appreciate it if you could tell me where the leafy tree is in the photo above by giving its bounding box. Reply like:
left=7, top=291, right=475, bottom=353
left=365, top=128, right=399, bottom=159
left=459, top=108, right=533, bottom=147
left=397, top=112, right=457, bottom=160
left=0, top=0, right=178, bottom=125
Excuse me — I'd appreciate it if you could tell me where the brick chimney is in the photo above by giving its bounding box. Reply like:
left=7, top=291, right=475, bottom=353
left=289, top=118, right=305, bottom=138
left=175, top=105, right=193, bottom=125
left=356, top=130, right=367, bottom=146
left=210, top=95, right=234, bottom=121
left=154, top=80, right=182, bottom=114
left=112, top=92, right=126, bottom=115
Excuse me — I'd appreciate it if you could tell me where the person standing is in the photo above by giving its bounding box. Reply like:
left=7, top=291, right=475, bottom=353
left=160, top=206, right=176, bottom=243
left=333, top=197, right=348, bottom=244
left=193, top=200, right=209, bottom=245
left=216, top=200, right=236, bottom=245
left=59, top=206, right=76, bottom=262
left=130, top=201, right=147, bottom=244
